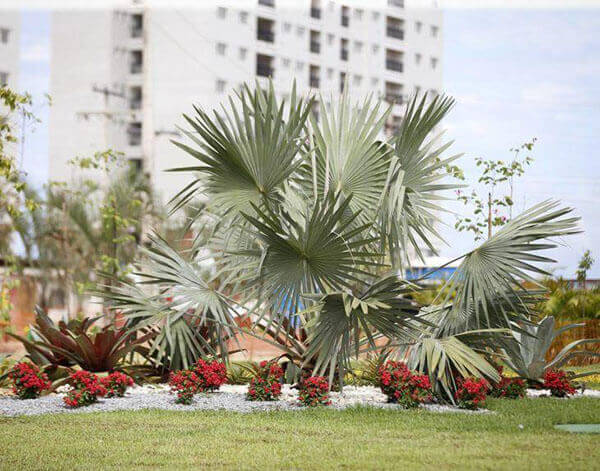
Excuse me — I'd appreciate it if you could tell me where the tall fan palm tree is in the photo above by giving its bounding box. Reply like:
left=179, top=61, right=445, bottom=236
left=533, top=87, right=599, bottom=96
left=106, top=82, right=579, bottom=401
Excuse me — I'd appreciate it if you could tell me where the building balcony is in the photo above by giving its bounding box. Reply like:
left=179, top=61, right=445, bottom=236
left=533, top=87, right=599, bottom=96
left=310, top=75, right=320, bottom=88
left=340, top=49, right=348, bottom=61
left=256, top=63, right=274, bottom=77
left=341, top=15, right=349, bottom=27
left=259, top=0, right=275, bottom=7
left=386, top=26, right=404, bottom=40
left=385, top=93, right=403, bottom=104
left=386, top=59, right=403, bottom=72
left=310, top=41, right=320, bottom=53
left=310, top=7, right=321, bottom=19
left=258, top=30, right=275, bottom=42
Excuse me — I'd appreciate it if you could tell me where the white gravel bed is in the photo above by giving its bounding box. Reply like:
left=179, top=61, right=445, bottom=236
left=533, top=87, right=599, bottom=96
left=1, top=385, right=596, bottom=417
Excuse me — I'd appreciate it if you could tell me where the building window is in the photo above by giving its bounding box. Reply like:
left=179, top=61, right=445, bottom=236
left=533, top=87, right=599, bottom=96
left=354, top=74, right=362, bottom=86
left=386, top=17, right=404, bottom=40
left=414, top=85, right=421, bottom=95
left=258, top=17, right=275, bottom=42
left=216, top=7, right=227, bottom=18
left=415, top=53, right=422, bottom=65
left=340, top=72, right=346, bottom=93
left=296, top=61, right=304, bottom=70
left=127, top=122, right=142, bottom=146
left=0, top=28, right=10, bottom=44
left=309, top=65, right=320, bottom=88
left=430, top=57, right=438, bottom=69
left=431, top=25, right=439, bottom=37
left=372, top=12, right=380, bottom=21
left=372, top=44, right=379, bottom=54
left=415, top=21, right=422, bottom=33
left=310, top=30, right=320, bottom=53
left=297, top=26, right=305, bottom=37
left=385, top=49, right=403, bottom=72
left=282, top=57, right=291, bottom=68
left=340, top=38, right=349, bottom=61
left=216, top=42, right=227, bottom=55
left=129, top=86, right=142, bottom=110
left=130, top=14, right=143, bottom=38
left=129, top=158, right=143, bottom=173
left=341, top=6, right=349, bottom=27
left=130, top=50, right=143, bottom=74
left=354, top=9, right=363, bottom=20
left=259, top=0, right=275, bottom=7
left=216, top=79, right=226, bottom=92
left=240, top=11, right=248, bottom=23
left=0, top=72, right=8, bottom=86
left=327, top=68, right=334, bottom=79
left=354, top=41, right=363, bottom=53
left=327, top=33, right=335, bottom=45
left=371, top=77, right=379, bottom=87
left=385, top=81, right=404, bottom=105
left=388, top=0, right=404, bottom=7
left=256, top=53, right=274, bottom=77
left=239, top=47, right=248, bottom=60
left=311, top=0, right=321, bottom=19
left=283, top=22, right=292, bottom=32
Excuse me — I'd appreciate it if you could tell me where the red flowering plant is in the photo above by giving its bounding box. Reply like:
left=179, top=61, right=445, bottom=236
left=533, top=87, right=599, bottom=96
left=63, top=370, right=107, bottom=408
left=7, top=362, right=51, bottom=399
left=247, top=360, right=284, bottom=401
left=193, top=358, right=227, bottom=392
left=169, top=370, right=201, bottom=404
left=298, top=375, right=331, bottom=407
left=543, top=369, right=576, bottom=397
left=455, top=376, right=490, bottom=410
left=377, top=361, right=433, bottom=408
left=489, top=366, right=527, bottom=400
left=101, top=371, right=134, bottom=397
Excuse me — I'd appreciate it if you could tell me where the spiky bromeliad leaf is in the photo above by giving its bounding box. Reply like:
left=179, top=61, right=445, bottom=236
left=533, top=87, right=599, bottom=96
left=169, top=80, right=313, bottom=216
left=381, top=93, right=462, bottom=268
left=237, top=192, right=384, bottom=317
left=303, top=275, right=429, bottom=384
left=301, top=88, right=392, bottom=224
left=438, top=200, right=580, bottom=334
left=103, top=233, right=237, bottom=370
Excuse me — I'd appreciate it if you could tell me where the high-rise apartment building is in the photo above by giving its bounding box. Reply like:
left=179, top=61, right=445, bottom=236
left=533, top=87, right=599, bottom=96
left=48, top=0, right=443, bottom=201
left=0, top=11, right=20, bottom=90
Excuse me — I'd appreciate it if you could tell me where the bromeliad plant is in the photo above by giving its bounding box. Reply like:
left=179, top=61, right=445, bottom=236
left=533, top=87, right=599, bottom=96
left=501, top=316, right=599, bottom=386
left=105, top=80, right=580, bottom=403
left=9, top=307, right=154, bottom=374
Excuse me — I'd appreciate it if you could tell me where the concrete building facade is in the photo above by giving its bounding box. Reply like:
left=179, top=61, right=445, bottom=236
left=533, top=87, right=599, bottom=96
left=0, top=10, right=20, bottom=90
left=48, top=0, right=443, bottom=201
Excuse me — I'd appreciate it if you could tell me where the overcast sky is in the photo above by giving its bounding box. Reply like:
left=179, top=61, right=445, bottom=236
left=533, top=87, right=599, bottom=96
left=17, top=7, right=600, bottom=278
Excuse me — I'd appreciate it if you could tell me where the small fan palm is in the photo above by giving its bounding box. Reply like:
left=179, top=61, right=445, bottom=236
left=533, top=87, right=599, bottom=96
left=105, top=81, right=579, bottom=401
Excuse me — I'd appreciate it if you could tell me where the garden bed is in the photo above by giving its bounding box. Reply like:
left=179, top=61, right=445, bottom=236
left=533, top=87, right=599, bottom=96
left=1, top=384, right=598, bottom=417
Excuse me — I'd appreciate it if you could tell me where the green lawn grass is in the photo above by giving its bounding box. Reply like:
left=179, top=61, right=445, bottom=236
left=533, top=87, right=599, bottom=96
left=1, top=398, right=599, bottom=470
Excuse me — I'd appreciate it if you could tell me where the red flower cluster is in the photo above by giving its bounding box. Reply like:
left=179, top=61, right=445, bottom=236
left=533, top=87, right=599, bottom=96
left=168, top=357, right=228, bottom=404
left=377, top=361, right=432, bottom=408
left=298, top=375, right=331, bottom=407
left=8, top=362, right=51, bottom=399
left=543, top=369, right=576, bottom=397
left=247, top=360, right=284, bottom=401
left=490, top=366, right=526, bottom=400
left=169, top=370, right=201, bottom=404
left=63, top=370, right=107, bottom=408
left=193, top=358, right=227, bottom=392
left=101, top=371, right=134, bottom=398
left=455, top=377, right=490, bottom=410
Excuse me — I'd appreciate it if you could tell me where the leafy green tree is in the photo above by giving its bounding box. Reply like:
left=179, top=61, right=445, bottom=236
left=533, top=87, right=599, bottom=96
left=576, top=250, right=594, bottom=290
left=106, top=83, right=578, bottom=401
